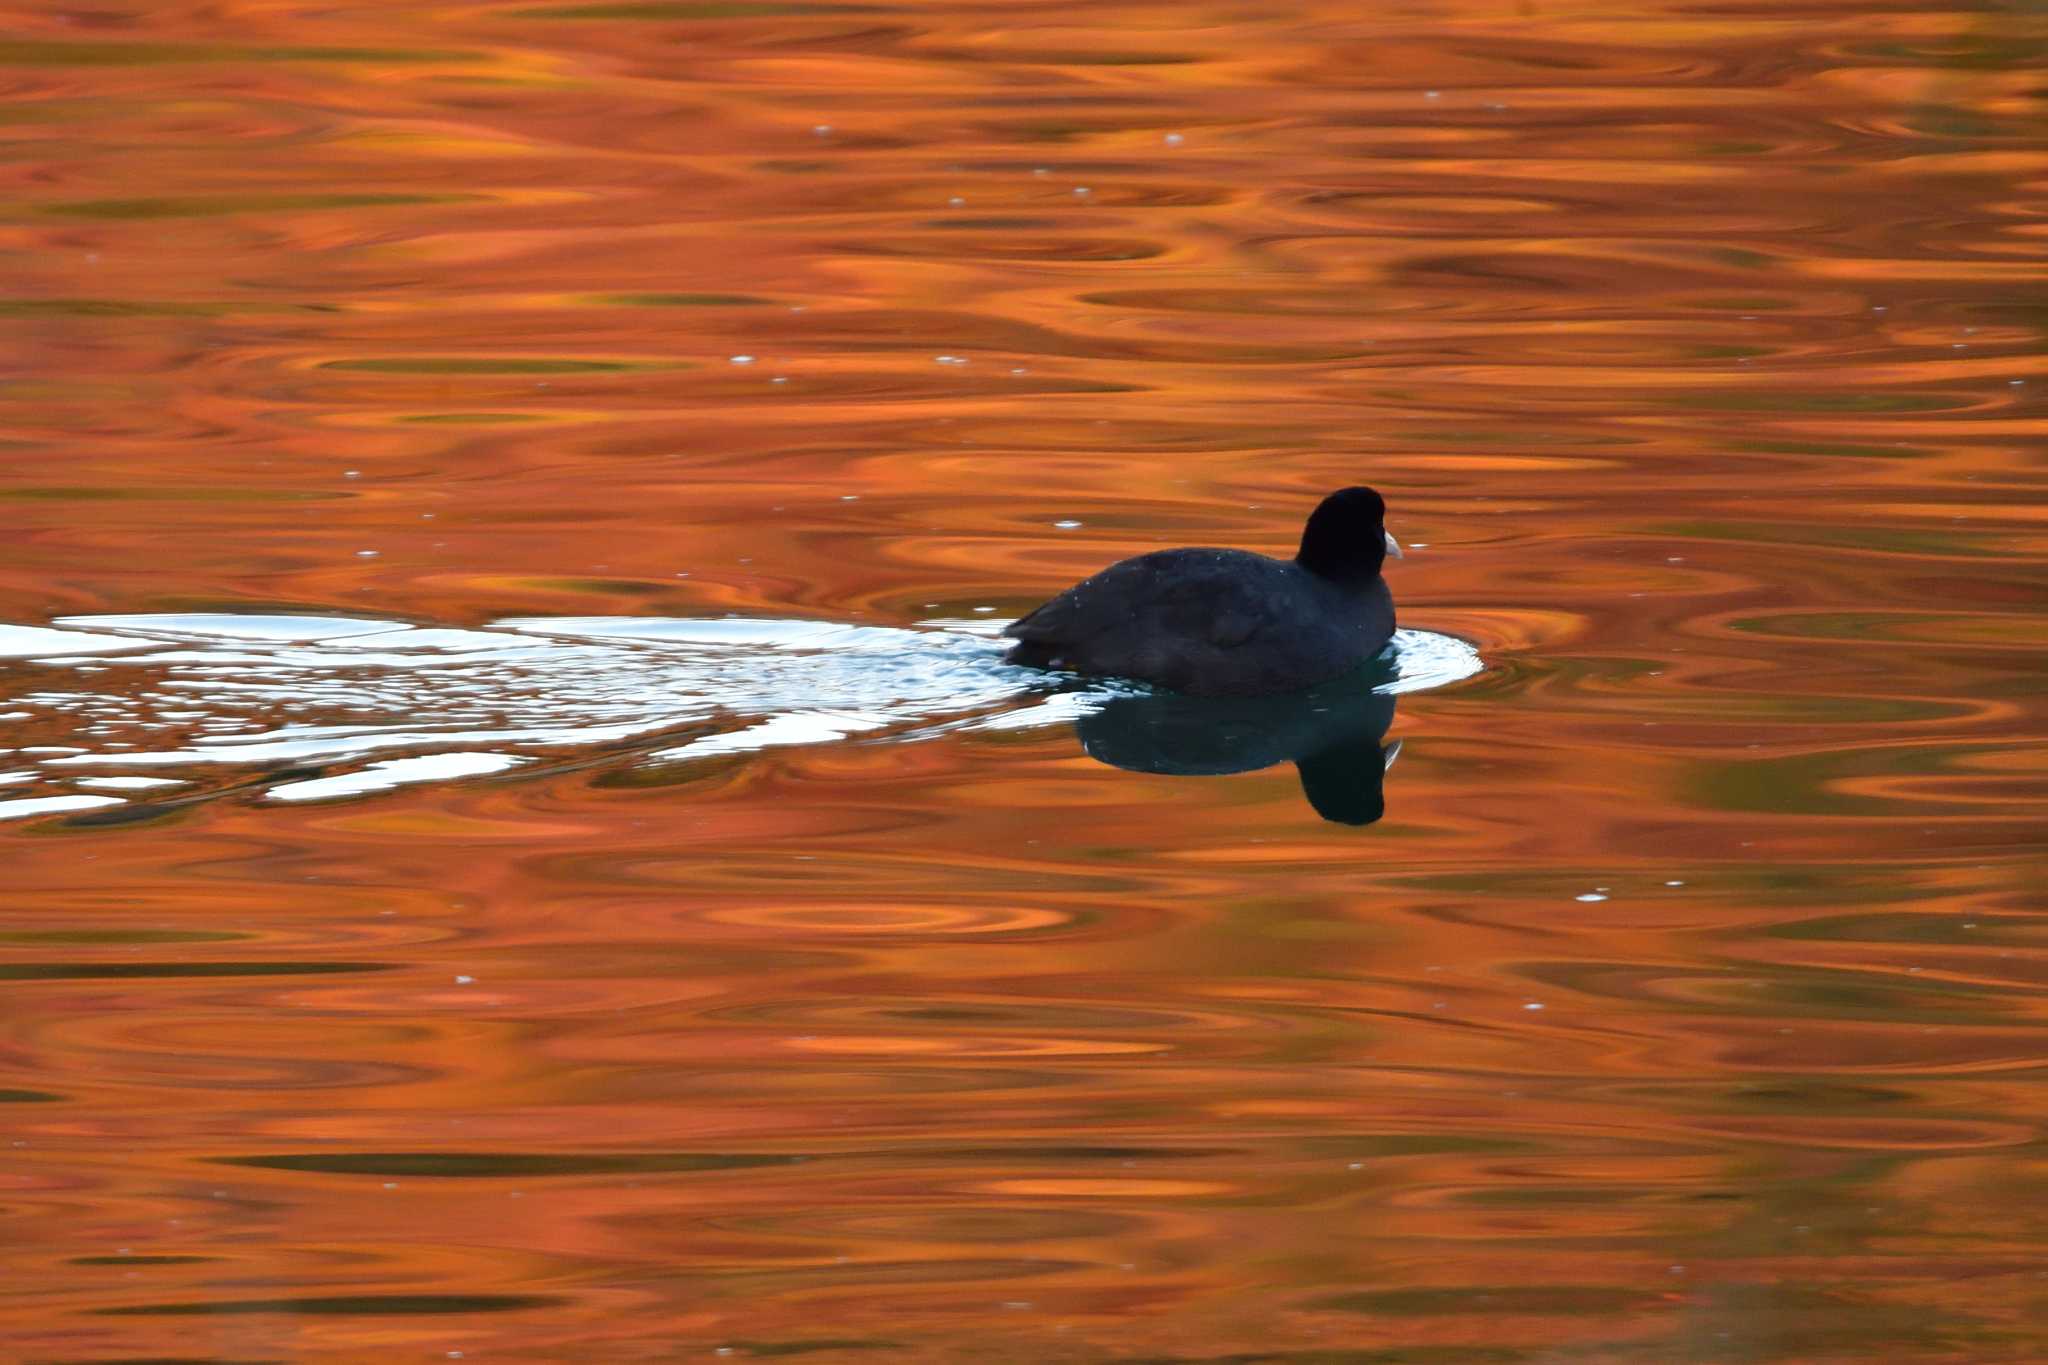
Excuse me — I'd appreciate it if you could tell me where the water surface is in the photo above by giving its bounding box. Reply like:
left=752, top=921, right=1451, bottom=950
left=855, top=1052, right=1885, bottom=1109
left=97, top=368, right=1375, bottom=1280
left=2, top=1, right=2044, bottom=1361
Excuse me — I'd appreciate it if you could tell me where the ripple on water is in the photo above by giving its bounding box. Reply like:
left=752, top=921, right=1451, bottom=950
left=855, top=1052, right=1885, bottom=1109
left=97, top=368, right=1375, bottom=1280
left=0, top=614, right=1481, bottom=819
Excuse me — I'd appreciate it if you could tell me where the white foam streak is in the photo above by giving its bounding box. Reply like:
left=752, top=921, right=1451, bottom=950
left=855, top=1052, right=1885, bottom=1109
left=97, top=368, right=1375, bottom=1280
left=0, top=613, right=1483, bottom=817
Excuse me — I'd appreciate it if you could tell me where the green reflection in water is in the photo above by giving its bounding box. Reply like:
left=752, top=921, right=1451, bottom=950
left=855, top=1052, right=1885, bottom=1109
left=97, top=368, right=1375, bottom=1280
left=0, top=962, right=385, bottom=979
left=1411, top=427, right=1635, bottom=447
left=1766, top=912, right=2044, bottom=946
left=320, top=357, right=677, bottom=374
left=1688, top=747, right=1964, bottom=818
left=95, top=1293, right=557, bottom=1316
left=1733, top=440, right=1930, bottom=459
left=516, top=2, right=868, bottom=16
left=1318, top=1286, right=1659, bottom=1315
left=1389, top=866, right=1925, bottom=905
left=1676, top=1283, right=2017, bottom=1360
left=38, top=193, right=477, bottom=219
left=1519, top=960, right=2024, bottom=1024
left=1662, top=516, right=2000, bottom=556
left=1125, top=1352, right=1526, bottom=1364
left=0, top=299, right=299, bottom=317
left=0, top=40, right=471, bottom=65
left=1729, top=611, right=2048, bottom=645
left=0, top=929, right=249, bottom=944
left=1723, top=1079, right=1917, bottom=1109
left=1856, top=37, right=2048, bottom=69
left=0, top=486, right=336, bottom=503
left=219, top=1151, right=800, bottom=1177
left=1903, top=105, right=2006, bottom=138
left=593, top=292, right=770, bottom=307
left=1669, top=392, right=1959, bottom=413
left=1295, top=1135, right=1534, bottom=1159
left=717, top=1342, right=904, bottom=1357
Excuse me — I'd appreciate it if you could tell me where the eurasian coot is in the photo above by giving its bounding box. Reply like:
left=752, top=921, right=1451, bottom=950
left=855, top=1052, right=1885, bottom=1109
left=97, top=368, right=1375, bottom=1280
left=1004, top=486, right=1402, bottom=697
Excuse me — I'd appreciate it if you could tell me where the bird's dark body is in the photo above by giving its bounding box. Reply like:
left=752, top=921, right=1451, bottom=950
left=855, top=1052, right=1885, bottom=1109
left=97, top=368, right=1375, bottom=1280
left=1004, top=546, right=1394, bottom=698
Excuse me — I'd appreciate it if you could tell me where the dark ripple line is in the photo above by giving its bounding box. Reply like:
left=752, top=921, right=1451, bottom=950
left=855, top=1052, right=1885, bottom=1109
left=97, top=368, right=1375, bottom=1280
left=93, top=1293, right=559, bottom=1316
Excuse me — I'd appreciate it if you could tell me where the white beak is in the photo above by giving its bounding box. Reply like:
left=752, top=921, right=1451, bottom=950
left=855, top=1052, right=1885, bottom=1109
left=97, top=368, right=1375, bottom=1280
left=1382, top=739, right=1403, bottom=773
left=1383, top=528, right=1404, bottom=559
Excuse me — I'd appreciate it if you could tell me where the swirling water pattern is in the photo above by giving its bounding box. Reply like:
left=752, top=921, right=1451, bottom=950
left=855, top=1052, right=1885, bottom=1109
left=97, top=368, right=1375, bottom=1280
left=1, top=0, right=2044, bottom=1361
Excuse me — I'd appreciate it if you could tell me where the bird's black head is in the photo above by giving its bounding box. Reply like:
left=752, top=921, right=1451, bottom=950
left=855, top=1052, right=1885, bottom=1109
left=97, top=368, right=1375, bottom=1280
left=1296, top=486, right=1400, bottom=582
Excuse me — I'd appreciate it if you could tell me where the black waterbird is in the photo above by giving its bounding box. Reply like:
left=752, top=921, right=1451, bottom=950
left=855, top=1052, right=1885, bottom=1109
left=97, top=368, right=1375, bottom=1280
left=1004, top=487, right=1402, bottom=697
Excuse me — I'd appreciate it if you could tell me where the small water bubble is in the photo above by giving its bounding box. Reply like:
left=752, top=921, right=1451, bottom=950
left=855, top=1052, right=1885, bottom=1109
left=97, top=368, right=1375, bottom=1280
left=1665, top=879, right=1685, bottom=886
left=1033, top=167, right=1050, bottom=176
left=841, top=494, right=860, bottom=501
left=812, top=124, right=832, bottom=136
left=1575, top=893, right=1607, bottom=902
left=948, top=196, right=966, bottom=206
left=1522, top=1002, right=1545, bottom=1011
left=455, top=975, right=475, bottom=984
left=1163, top=131, right=1185, bottom=146
left=1424, top=89, right=1441, bottom=99
left=343, top=470, right=361, bottom=479
left=356, top=550, right=379, bottom=558
left=771, top=376, right=789, bottom=384
left=730, top=354, right=755, bottom=365
left=935, top=354, right=967, bottom=365
left=1010, top=367, right=1028, bottom=375
left=1072, top=186, right=1091, bottom=196
left=1054, top=519, right=1082, bottom=529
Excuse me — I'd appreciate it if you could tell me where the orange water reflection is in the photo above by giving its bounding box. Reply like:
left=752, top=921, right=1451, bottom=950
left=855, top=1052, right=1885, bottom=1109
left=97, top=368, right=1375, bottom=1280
left=3, top=0, right=2046, bottom=1360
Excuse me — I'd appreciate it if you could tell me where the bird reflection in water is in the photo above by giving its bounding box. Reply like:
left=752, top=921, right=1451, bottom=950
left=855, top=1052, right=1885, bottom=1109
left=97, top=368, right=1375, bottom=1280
left=1071, top=659, right=1401, bottom=826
